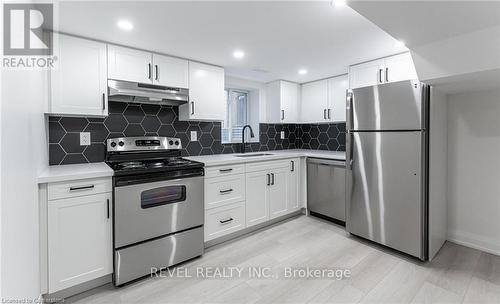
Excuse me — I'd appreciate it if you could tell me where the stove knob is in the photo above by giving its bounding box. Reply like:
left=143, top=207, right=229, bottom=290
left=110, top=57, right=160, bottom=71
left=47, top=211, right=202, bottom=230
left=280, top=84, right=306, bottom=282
left=110, top=142, right=117, bottom=148
left=118, top=141, right=125, bottom=147
left=169, top=140, right=174, bottom=145
left=174, top=140, right=180, bottom=146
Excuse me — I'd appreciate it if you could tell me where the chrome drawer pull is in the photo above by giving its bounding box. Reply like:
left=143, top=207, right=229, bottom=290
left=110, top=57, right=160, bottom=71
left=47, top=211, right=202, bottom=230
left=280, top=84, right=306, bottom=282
left=69, top=185, right=94, bottom=191
left=219, top=218, right=233, bottom=224
left=219, top=189, right=233, bottom=194
left=219, top=168, right=233, bottom=173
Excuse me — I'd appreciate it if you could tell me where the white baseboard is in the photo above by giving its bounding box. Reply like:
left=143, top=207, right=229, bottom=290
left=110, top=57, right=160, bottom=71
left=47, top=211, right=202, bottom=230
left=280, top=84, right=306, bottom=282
left=447, top=230, right=500, bottom=256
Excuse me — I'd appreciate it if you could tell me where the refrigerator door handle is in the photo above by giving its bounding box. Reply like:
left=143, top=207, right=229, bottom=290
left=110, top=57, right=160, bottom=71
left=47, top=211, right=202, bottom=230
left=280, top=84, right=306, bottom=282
left=346, top=91, right=354, bottom=131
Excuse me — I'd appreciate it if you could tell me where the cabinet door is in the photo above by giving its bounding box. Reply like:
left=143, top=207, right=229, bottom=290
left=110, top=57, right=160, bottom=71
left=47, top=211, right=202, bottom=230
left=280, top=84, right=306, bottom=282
left=280, top=81, right=300, bottom=123
left=349, top=58, right=385, bottom=89
left=179, top=61, right=225, bottom=121
left=245, top=171, right=270, bottom=227
left=327, top=75, right=348, bottom=122
left=384, top=52, right=418, bottom=83
left=300, top=79, right=328, bottom=123
left=287, top=159, right=300, bottom=211
left=50, top=34, right=107, bottom=116
left=269, top=167, right=289, bottom=219
left=108, top=45, right=152, bottom=84
left=152, top=54, right=189, bottom=88
left=48, top=193, right=112, bottom=292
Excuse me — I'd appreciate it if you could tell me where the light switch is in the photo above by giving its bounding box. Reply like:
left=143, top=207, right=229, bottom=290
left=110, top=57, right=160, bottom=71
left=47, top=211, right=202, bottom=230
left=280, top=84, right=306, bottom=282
left=190, top=131, right=198, bottom=141
left=80, top=132, right=91, bottom=146
left=280, top=131, right=285, bottom=139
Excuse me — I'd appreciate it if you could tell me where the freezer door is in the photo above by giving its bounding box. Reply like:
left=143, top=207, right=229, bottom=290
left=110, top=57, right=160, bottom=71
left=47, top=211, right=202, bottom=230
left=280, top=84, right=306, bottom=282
left=349, top=80, right=424, bottom=131
left=346, top=131, right=425, bottom=259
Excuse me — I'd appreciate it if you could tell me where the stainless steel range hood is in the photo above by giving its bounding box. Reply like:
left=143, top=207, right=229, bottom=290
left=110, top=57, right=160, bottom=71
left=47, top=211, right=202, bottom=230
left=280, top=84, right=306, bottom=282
left=108, top=80, right=189, bottom=106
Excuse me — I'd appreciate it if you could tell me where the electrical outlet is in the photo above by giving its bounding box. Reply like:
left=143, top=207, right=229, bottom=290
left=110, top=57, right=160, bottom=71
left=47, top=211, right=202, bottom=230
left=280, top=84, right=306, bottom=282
left=80, top=132, right=91, bottom=146
left=280, top=131, right=285, bottom=139
left=190, top=131, right=198, bottom=141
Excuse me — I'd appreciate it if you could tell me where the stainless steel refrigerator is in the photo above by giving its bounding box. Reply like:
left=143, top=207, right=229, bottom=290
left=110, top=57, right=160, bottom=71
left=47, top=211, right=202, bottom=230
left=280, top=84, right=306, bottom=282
left=346, top=79, right=429, bottom=260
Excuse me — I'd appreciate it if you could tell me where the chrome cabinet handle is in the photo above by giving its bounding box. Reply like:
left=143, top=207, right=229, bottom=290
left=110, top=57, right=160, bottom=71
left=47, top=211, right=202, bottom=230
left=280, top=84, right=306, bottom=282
left=327, top=108, right=331, bottom=120
left=191, top=102, right=195, bottom=115
left=266, top=173, right=270, bottom=186
left=271, top=173, right=275, bottom=185
left=385, top=67, right=389, bottom=82
left=155, top=65, right=159, bottom=80
left=106, top=199, right=110, bottom=219
left=69, top=185, right=94, bottom=191
left=219, top=168, right=232, bottom=173
left=379, top=69, right=383, bottom=83
left=102, top=93, right=106, bottom=111
left=323, top=109, right=327, bottom=119
left=148, top=63, right=152, bottom=80
left=220, top=218, right=233, bottom=224
left=291, top=160, right=295, bottom=172
left=219, top=189, right=233, bottom=194
left=281, top=110, right=285, bottom=120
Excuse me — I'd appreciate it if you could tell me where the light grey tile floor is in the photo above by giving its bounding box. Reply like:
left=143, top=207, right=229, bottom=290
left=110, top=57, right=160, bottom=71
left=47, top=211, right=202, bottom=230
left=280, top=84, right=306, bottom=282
left=68, top=216, right=500, bottom=304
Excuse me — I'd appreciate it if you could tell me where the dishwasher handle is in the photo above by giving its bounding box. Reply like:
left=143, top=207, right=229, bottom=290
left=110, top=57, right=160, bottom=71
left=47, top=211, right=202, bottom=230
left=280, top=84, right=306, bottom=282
left=306, top=158, right=345, bottom=167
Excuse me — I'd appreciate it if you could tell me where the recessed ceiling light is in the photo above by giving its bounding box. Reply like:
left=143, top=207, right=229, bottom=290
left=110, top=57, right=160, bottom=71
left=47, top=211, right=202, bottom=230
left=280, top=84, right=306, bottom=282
left=298, top=69, right=308, bottom=75
left=233, top=50, right=245, bottom=59
left=394, top=40, right=406, bottom=48
left=332, top=0, right=347, bottom=8
left=117, top=19, right=134, bottom=31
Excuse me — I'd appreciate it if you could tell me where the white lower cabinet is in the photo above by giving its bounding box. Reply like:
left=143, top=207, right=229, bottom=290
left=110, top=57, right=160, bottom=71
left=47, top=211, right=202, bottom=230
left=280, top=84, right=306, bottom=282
left=204, top=159, right=303, bottom=241
left=47, top=191, right=112, bottom=293
left=268, top=167, right=289, bottom=219
left=205, top=202, right=245, bottom=241
left=288, top=158, right=300, bottom=211
left=245, top=170, right=271, bottom=227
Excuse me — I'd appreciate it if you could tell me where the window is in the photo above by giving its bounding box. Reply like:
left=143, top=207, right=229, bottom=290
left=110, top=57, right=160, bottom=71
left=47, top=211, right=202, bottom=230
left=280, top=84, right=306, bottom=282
left=222, top=89, right=248, bottom=143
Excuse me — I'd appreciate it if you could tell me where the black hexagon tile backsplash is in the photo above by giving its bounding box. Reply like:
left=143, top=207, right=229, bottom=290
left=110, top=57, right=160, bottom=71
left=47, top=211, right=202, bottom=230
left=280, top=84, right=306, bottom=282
left=48, top=101, right=346, bottom=165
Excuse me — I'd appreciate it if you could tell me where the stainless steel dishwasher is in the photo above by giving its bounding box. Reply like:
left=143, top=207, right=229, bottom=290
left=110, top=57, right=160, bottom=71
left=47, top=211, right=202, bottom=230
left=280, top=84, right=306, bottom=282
left=307, top=158, right=346, bottom=224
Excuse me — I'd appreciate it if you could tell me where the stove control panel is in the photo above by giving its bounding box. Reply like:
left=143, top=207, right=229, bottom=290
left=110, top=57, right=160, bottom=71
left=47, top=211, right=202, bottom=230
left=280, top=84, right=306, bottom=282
left=107, top=136, right=181, bottom=152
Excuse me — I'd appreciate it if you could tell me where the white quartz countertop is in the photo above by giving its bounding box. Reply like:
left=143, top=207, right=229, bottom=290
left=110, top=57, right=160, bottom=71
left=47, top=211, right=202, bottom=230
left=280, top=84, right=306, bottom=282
left=185, top=149, right=346, bottom=167
left=37, top=162, right=114, bottom=184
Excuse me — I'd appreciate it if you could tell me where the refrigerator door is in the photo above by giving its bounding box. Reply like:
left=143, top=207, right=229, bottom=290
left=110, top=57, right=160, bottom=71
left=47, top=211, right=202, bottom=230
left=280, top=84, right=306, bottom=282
left=346, top=131, right=425, bottom=259
left=349, top=80, right=424, bottom=131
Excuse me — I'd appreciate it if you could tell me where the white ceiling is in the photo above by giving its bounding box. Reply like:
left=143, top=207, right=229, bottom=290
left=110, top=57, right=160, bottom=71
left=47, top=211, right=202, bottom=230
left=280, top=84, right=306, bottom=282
left=55, top=1, right=405, bottom=83
left=348, top=1, right=500, bottom=48
left=348, top=1, right=500, bottom=94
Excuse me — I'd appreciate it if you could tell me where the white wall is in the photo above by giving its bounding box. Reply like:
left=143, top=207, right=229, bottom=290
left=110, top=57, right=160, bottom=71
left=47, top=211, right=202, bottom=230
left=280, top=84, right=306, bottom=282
left=447, top=88, right=500, bottom=255
left=1, top=68, right=48, bottom=299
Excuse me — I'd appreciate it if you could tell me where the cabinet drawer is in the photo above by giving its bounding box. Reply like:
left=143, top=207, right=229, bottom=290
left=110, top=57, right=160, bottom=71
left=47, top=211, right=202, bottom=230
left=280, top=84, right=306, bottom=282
left=205, top=202, right=245, bottom=241
left=205, top=164, right=245, bottom=178
left=48, top=177, right=112, bottom=201
left=245, top=159, right=290, bottom=173
left=205, top=174, right=245, bottom=210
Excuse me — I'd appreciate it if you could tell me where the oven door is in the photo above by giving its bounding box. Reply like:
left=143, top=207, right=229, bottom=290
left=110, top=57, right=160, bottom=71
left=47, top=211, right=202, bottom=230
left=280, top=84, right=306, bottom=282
left=114, top=175, right=204, bottom=248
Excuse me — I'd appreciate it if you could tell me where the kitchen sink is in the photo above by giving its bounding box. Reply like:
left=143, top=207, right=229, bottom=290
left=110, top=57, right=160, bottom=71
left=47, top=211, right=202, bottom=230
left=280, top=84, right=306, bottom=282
left=235, top=153, right=274, bottom=158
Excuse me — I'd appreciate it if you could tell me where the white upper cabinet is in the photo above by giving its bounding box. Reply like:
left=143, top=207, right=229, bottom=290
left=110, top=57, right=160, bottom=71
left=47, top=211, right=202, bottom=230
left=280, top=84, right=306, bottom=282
left=327, top=75, right=348, bottom=122
left=50, top=34, right=108, bottom=116
left=178, top=61, right=225, bottom=121
left=107, top=45, right=152, bottom=84
left=349, top=52, right=418, bottom=89
left=383, top=52, right=418, bottom=83
left=349, top=58, right=385, bottom=89
left=108, top=46, right=189, bottom=89
left=299, top=75, right=348, bottom=123
left=266, top=80, right=300, bottom=123
left=300, top=79, right=328, bottom=123
left=152, top=54, right=189, bottom=88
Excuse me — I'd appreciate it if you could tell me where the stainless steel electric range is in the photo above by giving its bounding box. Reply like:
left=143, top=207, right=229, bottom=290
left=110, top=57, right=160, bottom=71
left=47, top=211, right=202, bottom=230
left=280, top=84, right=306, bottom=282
left=106, top=136, right=204, bottom=286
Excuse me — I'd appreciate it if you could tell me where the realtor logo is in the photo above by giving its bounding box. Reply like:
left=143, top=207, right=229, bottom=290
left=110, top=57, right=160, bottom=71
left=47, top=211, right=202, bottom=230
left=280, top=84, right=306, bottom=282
left=3, top=3, right=53, bottom=55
